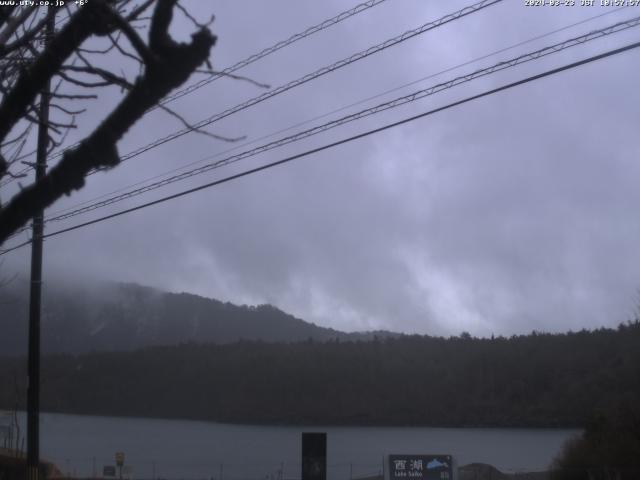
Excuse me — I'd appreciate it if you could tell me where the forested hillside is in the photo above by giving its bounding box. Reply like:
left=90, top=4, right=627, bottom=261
left=0, top=282, right=394, bottom=354
left=1, top=322, right=638, bottom=427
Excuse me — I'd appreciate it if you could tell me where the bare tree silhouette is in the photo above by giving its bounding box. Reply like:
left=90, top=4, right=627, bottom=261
left=0, top=0, right=222, bottom=245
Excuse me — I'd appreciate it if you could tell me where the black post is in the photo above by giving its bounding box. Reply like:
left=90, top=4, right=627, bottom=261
left=301, top=432, right=327, bottom=480
left=27, top=9, right=54, bottom=480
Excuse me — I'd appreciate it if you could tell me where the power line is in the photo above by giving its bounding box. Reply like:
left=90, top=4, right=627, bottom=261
left=29, top=14, right=640, bottom=228
left=44, top=5, right=629, bottom=220
left=110, top=0, right=503, bottom=168
left=1, top=0, right=390, bottom=183
left=2, top=38, right=639, bottom=256
left=157, top=0, right=392, bottom=108
left=5, top=11, right=636, bottom=243
left=5, top=7, right=636, bottom=242
left=5, top=0, right=504, bottom=190
left=3, top=0, right=508, bottom=241
left=32, top=0, right=501, bottom=173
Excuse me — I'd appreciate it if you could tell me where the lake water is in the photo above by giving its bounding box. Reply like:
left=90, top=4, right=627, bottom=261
left=11, top=412, right=579, bottom=479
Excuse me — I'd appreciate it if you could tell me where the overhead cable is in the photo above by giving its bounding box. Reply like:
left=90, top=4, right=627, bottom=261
left=2, top=38, right=639, bottom=256
left=111, top=0, right=503, bottom=167
left=157, top=0, right=393, bottom=108
left=34, top=15, right=640, bottom=226
left=23, top=0, right=501, bottom=179
left=44, top=6, right=629, bottom=219
left=1, top=0, right=391, bottom=182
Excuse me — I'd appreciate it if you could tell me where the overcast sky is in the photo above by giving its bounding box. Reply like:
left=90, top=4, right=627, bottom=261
left=2, top=0, right=640, bottom=337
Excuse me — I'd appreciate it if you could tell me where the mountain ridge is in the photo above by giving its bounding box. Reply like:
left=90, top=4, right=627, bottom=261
left=0, top=279, right=400, bottom=355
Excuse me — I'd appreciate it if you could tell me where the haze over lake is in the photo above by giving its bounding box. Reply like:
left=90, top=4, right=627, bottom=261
left=15, top=412, right=579, bottom=479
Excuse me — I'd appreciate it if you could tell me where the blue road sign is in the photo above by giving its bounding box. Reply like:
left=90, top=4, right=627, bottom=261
left=389, top=455, right=453, bottom=480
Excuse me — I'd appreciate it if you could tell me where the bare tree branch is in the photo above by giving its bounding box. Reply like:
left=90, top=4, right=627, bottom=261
left=198, top=69, right=270, bottom=89
left=176, top=1, right=215, bottom=30
left=0, top=6, right=17, bottom=31
left=61, top=64, right=133, bottom=89
left=108, top=31, right=144, bottom=64
left=49, top=103, right=86, bottom=116
left=56, top=69, right=114, bottom=88
left=158, top=104, right=245, bottom=143
left=51, top=92, right=99, bottom=100
left=0, top=1, right=115, bottom=145
left=0, top=0, right=216, bottom=243
left=0, top=7, right=35, bottom=49
left=1, top=8, right=57, bottom=58
left=125, top=0, right=156, bottom=21
left=107, top=5, right=156, bottom=64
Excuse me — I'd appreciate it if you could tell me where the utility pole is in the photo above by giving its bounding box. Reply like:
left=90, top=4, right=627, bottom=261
left=27, top=9, right=54, bottom=480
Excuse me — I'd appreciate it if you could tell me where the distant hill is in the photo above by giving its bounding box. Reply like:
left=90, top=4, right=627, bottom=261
left=0, top=280, right=398, bottom=355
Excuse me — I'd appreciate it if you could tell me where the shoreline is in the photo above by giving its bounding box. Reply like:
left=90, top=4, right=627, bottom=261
left=5, top=409, right=586, bottom=431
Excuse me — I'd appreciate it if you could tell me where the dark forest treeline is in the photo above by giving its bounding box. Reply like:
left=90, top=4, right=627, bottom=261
left=1, top=322, right=639, bottom=427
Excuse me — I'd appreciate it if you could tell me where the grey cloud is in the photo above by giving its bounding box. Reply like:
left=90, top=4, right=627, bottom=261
left=3, top=0, right=640, bottom=337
